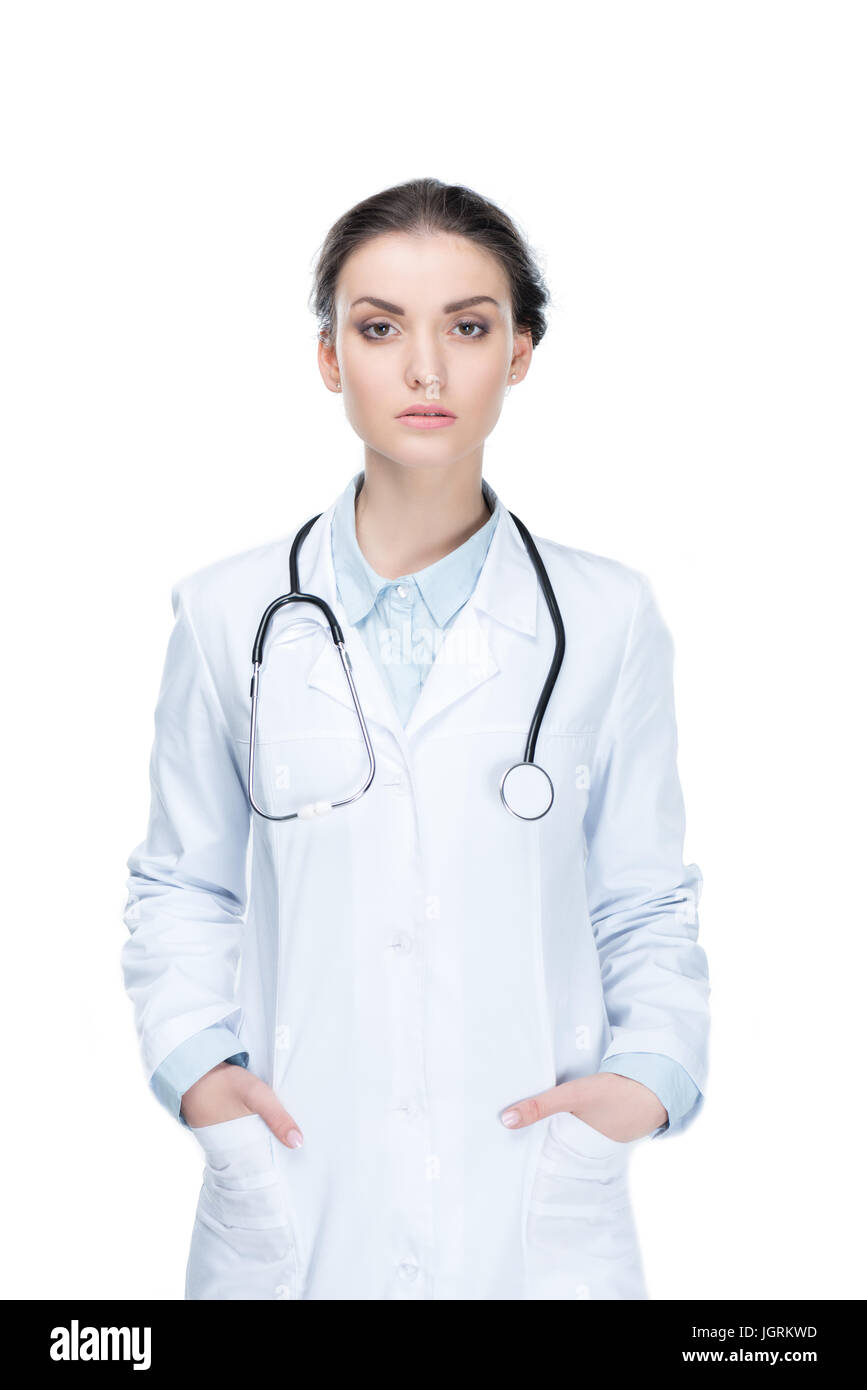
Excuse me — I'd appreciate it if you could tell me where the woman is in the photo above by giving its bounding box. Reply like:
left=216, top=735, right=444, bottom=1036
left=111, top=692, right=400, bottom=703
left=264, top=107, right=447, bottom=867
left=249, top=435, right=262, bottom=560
left=122, top=177, right=710, bottom=1301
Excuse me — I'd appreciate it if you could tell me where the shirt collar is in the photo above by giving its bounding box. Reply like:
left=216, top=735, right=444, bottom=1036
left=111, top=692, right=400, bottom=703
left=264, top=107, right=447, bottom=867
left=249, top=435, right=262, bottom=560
left=331, top=469, right=502, bottom=629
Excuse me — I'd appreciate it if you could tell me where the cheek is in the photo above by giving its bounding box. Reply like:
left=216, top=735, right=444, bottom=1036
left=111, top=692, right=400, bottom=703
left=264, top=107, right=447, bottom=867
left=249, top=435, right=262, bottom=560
left=343, top=343, right=392, bottom=399
left=467, top=339, right=509, bottom=384
left=450, top=358, right=506, bottom=427
left=337, top=328, right=389, bottom=383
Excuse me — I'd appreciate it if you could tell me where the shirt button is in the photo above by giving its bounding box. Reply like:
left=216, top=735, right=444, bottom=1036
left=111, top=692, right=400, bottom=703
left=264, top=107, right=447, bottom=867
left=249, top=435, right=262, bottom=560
left=398, top=1261, right=419, bottom=1281
left=395, top=1100, right=421, bottom=1120
left=387, top=932, right=413, bottom=954
left=395, top=583, right=410, bottom=599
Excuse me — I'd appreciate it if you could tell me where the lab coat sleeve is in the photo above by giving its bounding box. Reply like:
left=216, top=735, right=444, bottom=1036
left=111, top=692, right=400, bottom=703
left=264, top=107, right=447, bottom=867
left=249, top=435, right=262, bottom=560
left=150, top=1023, right=250, bottom=1128
left=121, top=582, right=252, bottom=1085
left=598, top=1051, right=702, bottom=1139
left=584, top=573, right=710, bottom=1136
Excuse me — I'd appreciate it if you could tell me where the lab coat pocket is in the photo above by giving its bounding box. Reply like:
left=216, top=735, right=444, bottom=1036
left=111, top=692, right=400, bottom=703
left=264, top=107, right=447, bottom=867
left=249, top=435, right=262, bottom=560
left=524, top=1113, right=646, bottom=1300
left=549, top=1109, right=640, bottom=1159
left=186, top=1113, right=299, bottom=1300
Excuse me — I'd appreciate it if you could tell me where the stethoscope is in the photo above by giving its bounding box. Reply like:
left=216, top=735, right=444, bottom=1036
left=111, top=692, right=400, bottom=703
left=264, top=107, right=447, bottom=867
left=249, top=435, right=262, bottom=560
left=247, top=508, right=565, bottom=824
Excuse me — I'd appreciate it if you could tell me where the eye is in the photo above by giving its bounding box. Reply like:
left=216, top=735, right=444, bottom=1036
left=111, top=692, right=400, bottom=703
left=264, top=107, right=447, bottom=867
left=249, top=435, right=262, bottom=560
left=360, top=321, right=398, bottom=340
left=452, top=319, right=489, bottom=339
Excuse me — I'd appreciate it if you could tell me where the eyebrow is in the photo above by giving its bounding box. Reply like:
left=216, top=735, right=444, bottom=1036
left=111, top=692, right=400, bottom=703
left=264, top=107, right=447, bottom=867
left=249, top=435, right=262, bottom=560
left=349, top=295, right=501, bottom=315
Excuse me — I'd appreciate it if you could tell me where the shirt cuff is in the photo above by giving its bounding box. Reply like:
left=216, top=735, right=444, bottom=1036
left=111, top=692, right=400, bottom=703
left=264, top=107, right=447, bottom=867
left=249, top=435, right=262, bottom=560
left=598, top=1051, right=703, bottom=1139
left=150, top=1023, right=250, bottom=1127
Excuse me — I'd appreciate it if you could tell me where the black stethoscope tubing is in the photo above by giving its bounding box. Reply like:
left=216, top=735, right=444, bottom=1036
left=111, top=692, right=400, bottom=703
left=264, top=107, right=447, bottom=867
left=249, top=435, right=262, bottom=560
left=248, top=509, right=565, bottom=821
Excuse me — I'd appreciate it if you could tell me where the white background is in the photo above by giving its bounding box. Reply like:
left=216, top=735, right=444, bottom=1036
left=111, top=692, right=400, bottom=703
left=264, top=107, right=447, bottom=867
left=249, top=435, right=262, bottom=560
left=1, top=1, right=864, bottom=1300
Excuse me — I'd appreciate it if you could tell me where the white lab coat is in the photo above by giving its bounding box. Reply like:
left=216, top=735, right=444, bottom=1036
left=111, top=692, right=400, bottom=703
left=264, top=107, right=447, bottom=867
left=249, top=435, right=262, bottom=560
left=122, top=484, right=709, bottom=1301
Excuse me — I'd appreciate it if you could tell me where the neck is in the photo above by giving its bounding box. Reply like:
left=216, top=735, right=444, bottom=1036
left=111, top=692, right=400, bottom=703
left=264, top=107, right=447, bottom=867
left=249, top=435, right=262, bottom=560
left=353, top=458, right=492, bottom=580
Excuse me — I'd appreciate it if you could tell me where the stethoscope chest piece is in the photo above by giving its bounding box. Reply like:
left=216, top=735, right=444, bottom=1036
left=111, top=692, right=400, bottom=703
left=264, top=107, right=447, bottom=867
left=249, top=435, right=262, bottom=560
left=499, top=761, right=555, bottom=821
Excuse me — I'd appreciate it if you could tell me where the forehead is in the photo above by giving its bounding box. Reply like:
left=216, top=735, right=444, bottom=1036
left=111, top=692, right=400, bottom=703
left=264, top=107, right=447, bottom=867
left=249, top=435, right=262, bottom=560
left=335, top=231, right=508, bottom=309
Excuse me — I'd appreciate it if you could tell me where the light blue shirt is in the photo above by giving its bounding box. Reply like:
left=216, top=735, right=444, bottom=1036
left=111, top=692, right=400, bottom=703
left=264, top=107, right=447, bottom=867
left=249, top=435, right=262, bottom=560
left=153, top=472, right=701, bottom=1138
left=331, top=471, right=500, bottom=725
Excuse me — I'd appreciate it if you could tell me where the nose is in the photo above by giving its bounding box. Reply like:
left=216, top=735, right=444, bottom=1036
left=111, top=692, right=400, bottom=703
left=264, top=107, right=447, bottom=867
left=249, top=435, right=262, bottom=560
left=405, top=337, right=445, bottom=395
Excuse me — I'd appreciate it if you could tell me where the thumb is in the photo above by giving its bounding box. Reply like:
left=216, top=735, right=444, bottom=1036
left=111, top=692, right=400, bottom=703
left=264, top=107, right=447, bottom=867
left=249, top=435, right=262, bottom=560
left=500, top=1079, right=589, bottom=1131
left=242, top=1073, right=304, bottom=1150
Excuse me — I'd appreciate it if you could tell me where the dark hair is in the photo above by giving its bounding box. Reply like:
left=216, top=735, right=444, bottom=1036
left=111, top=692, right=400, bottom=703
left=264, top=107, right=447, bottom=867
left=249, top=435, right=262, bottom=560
left=309, top=178, right=551, bottom=349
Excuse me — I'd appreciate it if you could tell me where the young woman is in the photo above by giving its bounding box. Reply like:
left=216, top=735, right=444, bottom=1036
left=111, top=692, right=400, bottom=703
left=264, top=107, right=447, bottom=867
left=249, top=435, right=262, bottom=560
left=122, top=177, right=710, bottom=1301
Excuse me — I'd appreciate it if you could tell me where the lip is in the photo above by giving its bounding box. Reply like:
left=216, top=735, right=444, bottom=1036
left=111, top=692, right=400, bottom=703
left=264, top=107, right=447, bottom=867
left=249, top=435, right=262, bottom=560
left=398, top=414, right=456, bottom=429
left=396, top=406, right=457, bottom=430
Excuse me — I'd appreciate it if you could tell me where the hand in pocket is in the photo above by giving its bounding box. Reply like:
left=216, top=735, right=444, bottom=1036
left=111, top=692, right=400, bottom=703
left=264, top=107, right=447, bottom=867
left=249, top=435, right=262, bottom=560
left=500, top=1072, right=667, bottom=1143
left=181, top=1061, right=304, bottom=1149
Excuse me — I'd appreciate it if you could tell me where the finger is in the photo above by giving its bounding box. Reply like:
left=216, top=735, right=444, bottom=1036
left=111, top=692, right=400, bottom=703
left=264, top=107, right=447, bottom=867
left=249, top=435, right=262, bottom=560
left=500, top=1079, right=591, bottom=1130
left=241, top=1073, right=304, bottom=1150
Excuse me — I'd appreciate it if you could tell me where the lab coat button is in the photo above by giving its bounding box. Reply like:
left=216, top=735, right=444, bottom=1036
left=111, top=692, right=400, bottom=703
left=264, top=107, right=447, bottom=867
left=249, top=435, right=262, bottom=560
left=398, top=1261, right=419, bottom=1281
left=388, top=932, right=412, bottom=954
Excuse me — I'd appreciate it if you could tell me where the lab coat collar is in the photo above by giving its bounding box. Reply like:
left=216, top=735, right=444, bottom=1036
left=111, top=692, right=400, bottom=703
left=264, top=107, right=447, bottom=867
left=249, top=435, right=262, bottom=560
left=288, top=472, right=539, bottom=746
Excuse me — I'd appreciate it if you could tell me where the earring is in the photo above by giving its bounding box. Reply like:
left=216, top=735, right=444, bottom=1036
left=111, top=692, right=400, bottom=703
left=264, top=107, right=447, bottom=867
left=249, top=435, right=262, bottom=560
left=336, top=381, right=342, bottom=392
left=511, top=373, right=517, bottom=379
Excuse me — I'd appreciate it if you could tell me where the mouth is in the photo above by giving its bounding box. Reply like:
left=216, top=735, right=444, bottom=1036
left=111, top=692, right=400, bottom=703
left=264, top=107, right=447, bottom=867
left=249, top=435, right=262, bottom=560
left=397, top=407, right=457, bottom=418
left=397, top=412, right=457, bottom=430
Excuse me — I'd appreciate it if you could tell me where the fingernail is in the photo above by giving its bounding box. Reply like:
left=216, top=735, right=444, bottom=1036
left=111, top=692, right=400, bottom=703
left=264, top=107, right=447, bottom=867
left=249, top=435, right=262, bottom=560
left=501, top=1109, right=521, bottom=1128
left=286, top=1128, right=303, bottom=1148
